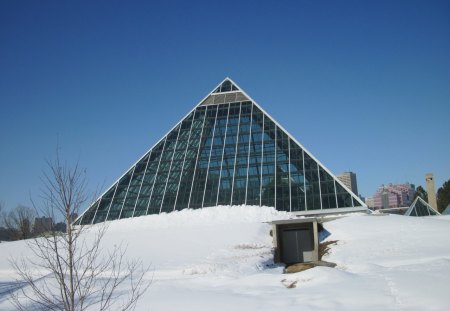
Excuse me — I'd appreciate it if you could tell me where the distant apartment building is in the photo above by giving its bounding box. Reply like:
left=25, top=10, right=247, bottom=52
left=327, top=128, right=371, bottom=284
left=337, top=172, right=358, bottom=195
left=365, top=197, right=375, bottom=208
left=33, top=216, right=53, bottom=235
left=372, top=183, right=416, bottom=209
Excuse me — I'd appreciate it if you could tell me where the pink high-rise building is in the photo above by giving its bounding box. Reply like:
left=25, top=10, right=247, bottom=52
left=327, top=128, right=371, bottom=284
left=372, top=183, right=416, bottom=209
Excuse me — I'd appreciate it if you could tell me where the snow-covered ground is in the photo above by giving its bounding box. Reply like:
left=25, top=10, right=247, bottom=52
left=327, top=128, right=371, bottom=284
left=1, top=206, right=450, bottom=310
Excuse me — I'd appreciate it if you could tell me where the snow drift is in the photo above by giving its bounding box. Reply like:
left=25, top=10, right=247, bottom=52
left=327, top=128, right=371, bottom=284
left=1, top=206, right=450, bottom=310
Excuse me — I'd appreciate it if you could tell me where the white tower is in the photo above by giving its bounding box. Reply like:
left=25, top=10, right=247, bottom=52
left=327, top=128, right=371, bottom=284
left=425, top=173, right=438, bottom=212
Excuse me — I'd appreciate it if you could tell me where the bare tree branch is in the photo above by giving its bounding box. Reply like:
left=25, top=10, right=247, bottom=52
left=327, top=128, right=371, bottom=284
left=2, top=205, right=35, bottom=240
left=10, top=150, right=151, bottom=310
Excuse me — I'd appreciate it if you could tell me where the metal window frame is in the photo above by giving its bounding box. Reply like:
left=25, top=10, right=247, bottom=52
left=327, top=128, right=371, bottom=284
left=187, top=108, right=208, bottom=209
left=201, top=105, right=220, bottom=208
left=317, top=162, right=323, bottom=210
left=288, top=138, right=292, bottom=212
left=159, top=125, right=182, bottom=213
left=334, top=180, right=339, bottom=209
left=215, top=103, right=231, bottom=206
left=118, top=166, right=136, bottom=219
left=102, top=182, right=119, bottom=222
left=131, top=150, right=152, bottom=217
left=82, top=200, right=100, bottom=225
left=145, top=136, right=167, bottom=215
left=244, top=103, right=254, bottom=204
left=173, top=112, right=197, bottom=211
left=274, top=124, right=277, bottom=209
left=230, top=102, right=242, bottom=206
left=259, top=114, right=264, bottom=206
left=301, top=149, right=307, bottom=211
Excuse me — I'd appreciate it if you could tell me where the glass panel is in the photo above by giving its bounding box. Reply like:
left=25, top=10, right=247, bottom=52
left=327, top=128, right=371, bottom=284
left=428, top=206, right=438, bottom=215
left=245, top=104, right=263, bottom=206
left=93, top=183, right=117, bottom=223
left=319, top=167, right=337, bottom=209
left=107, top=168, right=134, bottom=220
left=220, top=80, right=232, bottom=92
left=160, top=116, right=193, bottom=213
left=168, top=112, right=194, bottom=211
left=275, top=127, right=290, bottom=211
left=303, top=153, right=321, bottom=210
left=175, top=107, right=207, bottom=210
left=217, top=103, right=240, bottom=206
left=352, top=196, right=362, bottom=207
left=79, top=200, right=100, bottom=225
left=261, top=116, right=275, bottom=207
left=232, top=104, right=251, bottom=205
left=189, top=105, right=217, bottom=209
left=335, top=181, right=353, bottom=208
left=414, top=199, right=431, bottom=216
left=416, top=202, right=425, bottom=216
left=289, top=140, right=306, bottom=212
left=148, top=127, right=180, bottom=214
left=203, top=104, right=229, bottom=207
left=133, top=139, right=166, bottom=216
left=120, top=153, right=150, bottom=219
left=158, top=125, right=186, bottom=213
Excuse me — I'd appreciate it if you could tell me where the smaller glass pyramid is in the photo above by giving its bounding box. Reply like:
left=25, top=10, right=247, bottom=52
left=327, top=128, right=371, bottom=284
left=442, top=203, right=450, bottom=215
left=405, top=197, right=440, bottom=216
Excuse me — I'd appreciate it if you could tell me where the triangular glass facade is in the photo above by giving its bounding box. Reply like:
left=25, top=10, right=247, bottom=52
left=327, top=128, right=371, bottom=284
left=443, top=204, right=450, bottom=215
left=405, top=197, right=440, bottom=217
left=76, top=78, right=366, bottom=225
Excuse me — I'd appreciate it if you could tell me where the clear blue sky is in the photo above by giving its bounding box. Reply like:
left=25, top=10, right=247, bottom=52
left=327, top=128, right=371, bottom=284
left=1, top=0, right=449, bottom=211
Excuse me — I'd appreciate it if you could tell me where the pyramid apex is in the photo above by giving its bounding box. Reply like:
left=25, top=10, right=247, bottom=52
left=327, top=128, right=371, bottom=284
left=212, top=78, right=239, bottom=93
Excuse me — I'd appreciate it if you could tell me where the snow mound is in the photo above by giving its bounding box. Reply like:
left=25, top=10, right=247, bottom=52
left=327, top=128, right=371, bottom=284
left=105, top=205, right=292, bottom=230
left=1, top=206, right=450, bottom=311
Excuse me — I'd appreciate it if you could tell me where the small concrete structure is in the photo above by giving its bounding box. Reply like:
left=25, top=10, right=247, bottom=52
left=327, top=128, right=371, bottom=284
left=271, top=218, right=319, bottom=264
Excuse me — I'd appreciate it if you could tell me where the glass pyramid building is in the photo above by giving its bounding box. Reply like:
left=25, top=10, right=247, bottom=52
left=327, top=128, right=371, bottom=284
left=75, top=78, right=366, bottom=225
left=405, top=196, right=440, bottom=217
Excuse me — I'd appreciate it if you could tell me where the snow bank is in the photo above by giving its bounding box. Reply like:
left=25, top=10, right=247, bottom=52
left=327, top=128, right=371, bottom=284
left=1, top=206, right=450, bottom=310
left=106, top=205, right=291, bottom=229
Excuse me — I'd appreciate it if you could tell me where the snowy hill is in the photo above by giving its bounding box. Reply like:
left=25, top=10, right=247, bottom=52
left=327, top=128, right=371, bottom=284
left=1, top=206, right=450, bottom=310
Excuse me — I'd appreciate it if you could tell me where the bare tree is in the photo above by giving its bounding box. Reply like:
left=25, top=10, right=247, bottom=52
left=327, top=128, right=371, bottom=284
left=0, top=202, right=19, bottom=242
left=10, top=153, right=150, bottom=310
left=3, top=205, right=35, bottom=240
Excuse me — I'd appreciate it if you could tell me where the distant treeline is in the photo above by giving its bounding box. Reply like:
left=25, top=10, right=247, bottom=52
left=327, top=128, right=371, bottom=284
left=0, top=204, right=74, bottom=242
